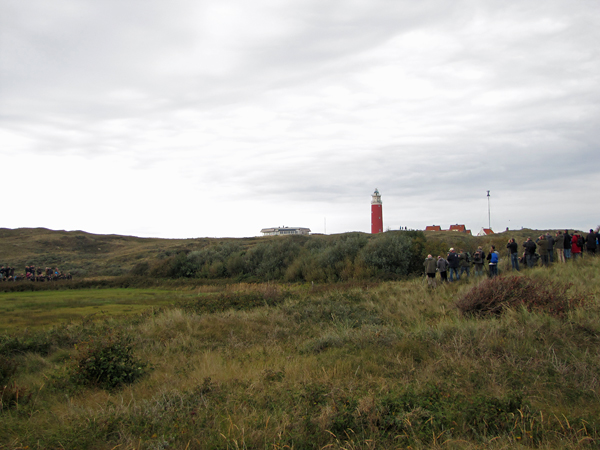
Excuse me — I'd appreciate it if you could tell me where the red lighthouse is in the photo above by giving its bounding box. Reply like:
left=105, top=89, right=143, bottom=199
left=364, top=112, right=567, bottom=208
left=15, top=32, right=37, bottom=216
left=371, top=188, right=383, bottom=234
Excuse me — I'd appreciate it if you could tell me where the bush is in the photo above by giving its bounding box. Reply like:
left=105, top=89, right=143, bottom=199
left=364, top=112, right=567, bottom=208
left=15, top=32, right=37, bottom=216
left=70, top=336, right=150, bottom=390
left=0, top=331, right=67, bottom=357
left=1, top=382, right=31, bottom=412
left=456, top=276, right=584, bottom=317
left=0, top=355, right=17, bottom=385
left=360, top=232, right=413, bottom=277
left=129, top=261, right=150, bottom=276
left=0, top=342, right=35, bottom=413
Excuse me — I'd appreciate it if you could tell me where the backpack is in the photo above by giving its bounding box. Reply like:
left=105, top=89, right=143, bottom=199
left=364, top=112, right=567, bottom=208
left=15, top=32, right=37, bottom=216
left=577, top=235, right=584, bottom=248
left=466, top=252, right=472, bottom=263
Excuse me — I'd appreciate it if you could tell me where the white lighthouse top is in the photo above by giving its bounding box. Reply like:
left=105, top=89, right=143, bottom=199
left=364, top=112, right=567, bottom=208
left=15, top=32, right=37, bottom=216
left=371, top=188, right=382, bottom=205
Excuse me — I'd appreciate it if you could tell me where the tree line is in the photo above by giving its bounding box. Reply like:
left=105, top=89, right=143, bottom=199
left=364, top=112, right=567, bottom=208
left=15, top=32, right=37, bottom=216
left=130, top=231, right=427, bottom=282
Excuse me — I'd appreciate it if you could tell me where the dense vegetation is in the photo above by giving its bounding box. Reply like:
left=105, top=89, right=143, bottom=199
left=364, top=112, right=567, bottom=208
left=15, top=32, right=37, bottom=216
left=134, top=231, right=427, bottom=282
left=0, top=260, right=598, bottom=448
left=1, top=228, right=599, bottom=449
left=2, top=226, right=574, bottom=280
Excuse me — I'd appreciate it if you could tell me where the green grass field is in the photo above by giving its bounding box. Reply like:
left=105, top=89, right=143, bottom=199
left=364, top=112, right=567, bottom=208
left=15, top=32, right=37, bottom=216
left=1, top=257, right=599, bottom=449
left=0, top=288, right=197, bottom=332
left=1, top=228, right=599, bottom=449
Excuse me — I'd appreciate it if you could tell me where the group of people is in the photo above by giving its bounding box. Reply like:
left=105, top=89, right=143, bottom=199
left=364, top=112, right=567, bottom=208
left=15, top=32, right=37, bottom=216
left=424, top=246, right=500, bottom=287
left=510, top=229, right=599, bottom=270
left=0, top=265, right=72, bottom=282
left=423, top=228, right=599, bottom=287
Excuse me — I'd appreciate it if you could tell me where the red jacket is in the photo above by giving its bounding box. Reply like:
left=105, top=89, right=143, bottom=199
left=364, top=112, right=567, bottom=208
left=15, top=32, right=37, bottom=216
left=571, top=235, right=582, bottom=253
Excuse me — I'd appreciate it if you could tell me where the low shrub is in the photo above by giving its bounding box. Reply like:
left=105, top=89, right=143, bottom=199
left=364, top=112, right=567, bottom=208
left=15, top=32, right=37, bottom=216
left=129, top=261, right=150, bottom=276
left=0, top=355, right=18, bottom=385
left=0, top=334, right=53, bottom=357
left=176, top=289, right=287, bottom=315
left=0, top=382, right=31, bottom=412
left=456, top=276, right=584, bottom=317
left=70, top=336, right=150, bottom=390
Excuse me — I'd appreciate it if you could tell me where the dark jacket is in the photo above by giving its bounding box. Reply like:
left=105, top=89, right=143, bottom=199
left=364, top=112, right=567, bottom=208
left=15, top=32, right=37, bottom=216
left=447, top=252, right=460, bottom=269
left=564, top=233, right=572, bottom=249
left=507, top=242, right=518, bottom=254
left=437, top=258, right=448, bottom=272
left=473, top=250, right=485, bottom=264
left=523, top=240, right=537, bottom=255
left=545, top=234, right=555, bottom=251
left=586, top=233, right=597, bottom=250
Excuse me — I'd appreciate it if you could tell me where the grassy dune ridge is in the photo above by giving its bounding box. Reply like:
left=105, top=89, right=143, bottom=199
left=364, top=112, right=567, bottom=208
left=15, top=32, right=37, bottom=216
left=1, top=256, right=599, bottom=448
left=1, top=226, right=586, bottom=280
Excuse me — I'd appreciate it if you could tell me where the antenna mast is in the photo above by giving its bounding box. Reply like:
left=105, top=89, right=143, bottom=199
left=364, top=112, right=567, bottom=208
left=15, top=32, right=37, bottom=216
left=487, top=190, right=491, bottom=229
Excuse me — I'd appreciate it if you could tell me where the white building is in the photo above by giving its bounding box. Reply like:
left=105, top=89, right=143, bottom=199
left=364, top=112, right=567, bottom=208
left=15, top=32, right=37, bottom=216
left=477, top=227, right=494, bottom=236
left=260, top=227, right=311, bottom=236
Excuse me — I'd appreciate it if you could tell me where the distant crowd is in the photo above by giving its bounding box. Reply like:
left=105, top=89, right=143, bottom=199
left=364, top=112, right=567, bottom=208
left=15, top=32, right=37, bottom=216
left=0, top=265, right=72, bottom=282
left=423, top=228, right=599, bottom=287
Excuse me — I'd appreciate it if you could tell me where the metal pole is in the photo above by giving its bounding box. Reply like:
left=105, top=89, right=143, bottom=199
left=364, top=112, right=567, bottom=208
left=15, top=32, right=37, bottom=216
left=487, top=191, right=491, bottom=229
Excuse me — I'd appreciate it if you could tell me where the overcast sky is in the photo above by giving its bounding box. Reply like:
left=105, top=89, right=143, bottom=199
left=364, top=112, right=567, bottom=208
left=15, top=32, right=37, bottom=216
left=1, top=0, right=599, bottom=238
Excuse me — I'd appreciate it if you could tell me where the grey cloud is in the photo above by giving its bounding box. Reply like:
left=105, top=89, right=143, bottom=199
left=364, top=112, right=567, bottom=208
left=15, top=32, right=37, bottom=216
left=2, top=0, right=599, bottom=237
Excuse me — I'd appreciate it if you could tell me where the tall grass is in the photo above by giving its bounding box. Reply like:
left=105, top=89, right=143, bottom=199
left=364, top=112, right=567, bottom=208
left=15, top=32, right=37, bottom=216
left=1, top=258, right=599, bottom=448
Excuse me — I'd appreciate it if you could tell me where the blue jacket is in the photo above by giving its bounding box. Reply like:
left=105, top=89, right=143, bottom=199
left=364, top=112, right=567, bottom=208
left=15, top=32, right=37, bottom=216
left=490, top=251, right=499, bottom=264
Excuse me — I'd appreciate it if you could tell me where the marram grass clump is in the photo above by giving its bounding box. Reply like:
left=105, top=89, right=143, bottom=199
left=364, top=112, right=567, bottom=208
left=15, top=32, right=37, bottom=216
left=456, top=275, right=584, bottom=317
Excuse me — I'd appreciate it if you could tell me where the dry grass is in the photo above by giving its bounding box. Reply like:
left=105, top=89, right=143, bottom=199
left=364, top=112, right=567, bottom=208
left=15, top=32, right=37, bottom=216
left=1, top=257, right=600, bottom=448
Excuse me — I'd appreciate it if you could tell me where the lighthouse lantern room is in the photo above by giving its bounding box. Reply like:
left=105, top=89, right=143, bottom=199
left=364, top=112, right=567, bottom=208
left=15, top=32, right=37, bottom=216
left=371, top=188, right=383, bottom=234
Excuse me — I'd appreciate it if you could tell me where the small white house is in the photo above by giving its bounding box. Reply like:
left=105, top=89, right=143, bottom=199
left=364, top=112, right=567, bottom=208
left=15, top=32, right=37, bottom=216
left=477, top=227, right=494, bottom=236
left=260, top=227, right=311, bottom=236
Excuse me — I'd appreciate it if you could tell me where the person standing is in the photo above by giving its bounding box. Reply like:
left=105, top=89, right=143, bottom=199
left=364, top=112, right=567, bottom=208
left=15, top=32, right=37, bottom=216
left=564, top=230, right=572, bottom=260
left=555, top=231, right=566, bottom=263
left=488, top=245, right=499, bottom=277
left=424, top=254, right=437, bottom=287
left=523, top=237, right=537, bottom=268
left=437, top=255, right=449, bottom=282
left=545, top=232, right=555, bottom=263
left=472, top=246, right=486, bottom=276
left=571, top=232, right=583, bottom=260
left=447, top=248, right=460, bottom=282
left=536, top=235, right=549, bottom=266
left=506, top=239, right=519, bottom=271
left=586, top=229, right=597, bottom=255
left=458, top=249, right=471, bottom=278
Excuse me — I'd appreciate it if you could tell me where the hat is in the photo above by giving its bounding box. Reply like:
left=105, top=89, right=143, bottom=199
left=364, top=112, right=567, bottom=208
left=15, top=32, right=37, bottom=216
left=449, top=248, right=454, bottom=251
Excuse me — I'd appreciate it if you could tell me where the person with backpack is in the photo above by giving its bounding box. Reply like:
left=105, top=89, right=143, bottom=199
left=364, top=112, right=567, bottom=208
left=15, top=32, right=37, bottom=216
left=458, top=249, right=471, bottom=278
left=523, top=237, right=537, bottom=268
left=506, top=239, right=519, bottom=271
left=472, top=246, right=486, bottom=276
left=437, top=255, right=449, bottom=282
left=571, top=233, right=583, bottom=259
